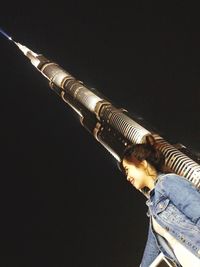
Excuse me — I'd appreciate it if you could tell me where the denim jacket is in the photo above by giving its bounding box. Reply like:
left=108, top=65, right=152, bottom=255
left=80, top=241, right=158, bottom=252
left=140, top=173, right=200, bottom=267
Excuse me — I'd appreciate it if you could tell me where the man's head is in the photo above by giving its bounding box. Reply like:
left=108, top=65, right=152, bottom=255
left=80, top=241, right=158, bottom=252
left=120, top=143, right=165, bottom=190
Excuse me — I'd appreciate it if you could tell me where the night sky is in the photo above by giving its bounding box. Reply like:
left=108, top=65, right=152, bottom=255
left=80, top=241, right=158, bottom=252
left=1, top=2, right=200, bottom=267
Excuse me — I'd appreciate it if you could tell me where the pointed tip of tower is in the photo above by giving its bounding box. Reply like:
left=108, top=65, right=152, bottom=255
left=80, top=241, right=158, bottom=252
left=14, top=41, right=38, bottom=57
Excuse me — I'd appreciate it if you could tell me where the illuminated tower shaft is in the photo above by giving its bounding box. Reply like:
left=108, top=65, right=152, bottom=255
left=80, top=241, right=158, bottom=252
left=15, top=41, right=200, bottom=188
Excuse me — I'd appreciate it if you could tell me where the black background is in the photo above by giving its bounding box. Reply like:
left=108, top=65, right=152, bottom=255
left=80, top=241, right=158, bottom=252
left=1, top=1, right=200, bottom=266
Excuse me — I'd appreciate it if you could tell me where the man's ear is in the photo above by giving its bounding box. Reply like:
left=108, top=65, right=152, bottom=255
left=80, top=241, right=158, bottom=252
left=140, top=160, right=148, bottom=169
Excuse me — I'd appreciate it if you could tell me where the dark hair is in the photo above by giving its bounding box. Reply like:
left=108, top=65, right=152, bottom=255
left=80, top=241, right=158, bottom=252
left=120, top=134, right=169, bottom=175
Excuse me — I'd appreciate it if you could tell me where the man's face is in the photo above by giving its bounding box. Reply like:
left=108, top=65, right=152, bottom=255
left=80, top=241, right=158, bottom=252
left=122, top=159, right=147, bottom=190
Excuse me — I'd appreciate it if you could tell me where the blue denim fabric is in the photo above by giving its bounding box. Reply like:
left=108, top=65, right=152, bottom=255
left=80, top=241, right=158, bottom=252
left=140, top=173, right=200, bottom=267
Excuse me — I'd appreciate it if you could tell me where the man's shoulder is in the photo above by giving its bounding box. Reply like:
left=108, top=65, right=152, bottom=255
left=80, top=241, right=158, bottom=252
left=157, top=173, right=185, bottom=182
left=156, top=173, right=193, bottom=189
